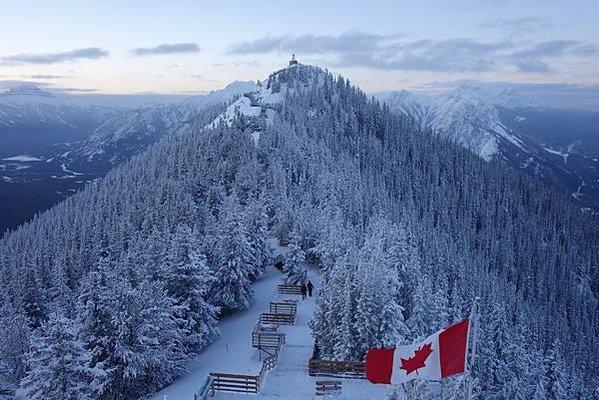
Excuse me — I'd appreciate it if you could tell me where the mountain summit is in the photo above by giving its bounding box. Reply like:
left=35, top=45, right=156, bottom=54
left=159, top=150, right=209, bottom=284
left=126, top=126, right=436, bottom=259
left=0, top=84, right=55, bottom=100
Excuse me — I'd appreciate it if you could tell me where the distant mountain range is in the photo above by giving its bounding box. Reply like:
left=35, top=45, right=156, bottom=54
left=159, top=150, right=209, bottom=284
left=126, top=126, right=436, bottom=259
left=375, top=86, right=599, bottom=211
left=2, top=78, right=598, bottom=234
left=0, top=83, right=256, bottom=233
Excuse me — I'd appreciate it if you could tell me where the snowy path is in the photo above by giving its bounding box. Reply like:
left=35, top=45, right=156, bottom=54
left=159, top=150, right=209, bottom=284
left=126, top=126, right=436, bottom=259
left=214, top=268, right=389, bottom=400
left=151, top=240, right=389, bottom=400
left=149, top=262, right=282, bottom=400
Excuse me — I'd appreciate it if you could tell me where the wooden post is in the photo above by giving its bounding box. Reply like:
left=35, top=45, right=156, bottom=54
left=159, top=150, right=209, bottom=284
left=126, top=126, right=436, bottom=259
left=464, top=297, right=481, bottom=400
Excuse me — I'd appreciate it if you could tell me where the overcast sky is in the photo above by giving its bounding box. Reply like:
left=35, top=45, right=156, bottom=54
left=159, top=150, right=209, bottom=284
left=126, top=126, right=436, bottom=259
left=1, top=0, right=598, bottom=108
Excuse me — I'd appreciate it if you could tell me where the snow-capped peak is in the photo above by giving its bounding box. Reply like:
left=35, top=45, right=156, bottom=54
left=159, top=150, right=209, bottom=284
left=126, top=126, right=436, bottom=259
left=0, top=85, right=62, bottom=105
left=493, top=88, right=535, bottom=109
left=182, top=81, right=258, bottom=109
left=1, top=84, right=54, bottom=98
left=376, top=84, right=535, bottom=161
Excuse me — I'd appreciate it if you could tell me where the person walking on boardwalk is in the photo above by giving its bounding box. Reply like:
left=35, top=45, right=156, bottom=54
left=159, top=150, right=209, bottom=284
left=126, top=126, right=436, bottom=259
left=307, top=280, right=314, bottom=297
left=301, top=283, right=307, bottom=300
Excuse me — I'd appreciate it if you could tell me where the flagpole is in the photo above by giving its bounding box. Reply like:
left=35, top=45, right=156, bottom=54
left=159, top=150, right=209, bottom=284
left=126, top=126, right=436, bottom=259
left=464, top=297, right=481, bottom=400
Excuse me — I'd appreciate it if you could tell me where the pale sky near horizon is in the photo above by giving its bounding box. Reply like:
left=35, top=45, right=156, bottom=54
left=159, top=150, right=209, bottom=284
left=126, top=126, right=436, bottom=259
left=1, top=0, right=598, bottom=108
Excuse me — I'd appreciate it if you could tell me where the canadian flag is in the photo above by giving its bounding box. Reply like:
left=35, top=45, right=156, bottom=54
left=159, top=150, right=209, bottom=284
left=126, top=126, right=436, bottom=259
left=366, top=319, right=470, bottom=384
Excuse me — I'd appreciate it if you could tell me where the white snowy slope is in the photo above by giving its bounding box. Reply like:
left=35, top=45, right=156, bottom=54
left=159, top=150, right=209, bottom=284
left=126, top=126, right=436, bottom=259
left=493, top=88, right=535, bottom=109
left=375, top=89, right=429, bottom=124
left=376, top=85, right=599, bottom=210
left=376, top=85, right=532, bottom=161
left=75, top=81, right=258, bottom=163
left=208, top=63, right=326, bottom=129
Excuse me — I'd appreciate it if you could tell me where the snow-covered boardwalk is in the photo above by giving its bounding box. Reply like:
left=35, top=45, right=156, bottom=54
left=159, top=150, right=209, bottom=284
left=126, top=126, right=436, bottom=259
left=214, top=268, right=389, bottom=400
left=151, top=242, right=389, bottom=400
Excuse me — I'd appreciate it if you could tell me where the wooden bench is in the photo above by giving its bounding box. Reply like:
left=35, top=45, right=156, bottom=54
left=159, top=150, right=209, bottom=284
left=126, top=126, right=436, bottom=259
left=210, top=373, right=258, bottom=394
left=309, top=359, right=366, bottom=379
left=260, top=312, right=295, bottom=325
left=277, top=284, right=303, bottom=295
left=269, top=301, right=297, bottom=316
left=315, top=380, right=342, bottom=396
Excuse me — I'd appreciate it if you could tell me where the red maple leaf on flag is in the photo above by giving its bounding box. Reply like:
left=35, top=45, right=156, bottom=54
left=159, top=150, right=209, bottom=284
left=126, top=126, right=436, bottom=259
left=400, top=342, right=433, bottom=375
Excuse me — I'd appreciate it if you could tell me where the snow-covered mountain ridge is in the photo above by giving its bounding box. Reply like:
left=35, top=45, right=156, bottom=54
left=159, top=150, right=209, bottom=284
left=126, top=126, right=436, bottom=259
left=376, top=86, right=599, bottom=211
left=376, top=85, right=533, bottom=161
left=75, top=80, right=258, bottom=163
left=209, top=63, right=326, bottom=127
left=0, top=85, right=117, bottom=128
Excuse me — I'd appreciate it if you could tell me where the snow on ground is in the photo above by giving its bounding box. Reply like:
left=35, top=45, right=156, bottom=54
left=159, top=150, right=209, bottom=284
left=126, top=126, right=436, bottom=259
left=572, top=181, right=586, bottom=200
left=247, top=269, right=389, bottom=400
left=207, top=96, right=261, bottom=129
left=151, top=240, right=390, bottom=400
left=543, top=146, right=569, bottom=163
left=60, top=162, right=84, bottom=176
left=150, top=263, right=281, bottom=400
left=251, top=131, right=261, bottom=147
left=1, top=155, right=42, bottom=162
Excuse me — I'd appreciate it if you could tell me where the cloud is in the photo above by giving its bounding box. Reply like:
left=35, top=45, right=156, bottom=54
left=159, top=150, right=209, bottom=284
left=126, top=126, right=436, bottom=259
left=25, top=74, right=66, bottom=79
left=508, top=40, right=597, bottom=73
left=182, top=73, right=203, bottom=79
left=54, top=87, right=100, bottom=93
left=335, top=38, right=513, bottom=72
left=229, top=32, right=510, bottom=72
left=512, top=40, right=597, bottom=59
left=229, top=32, right=401, bottom=56
left=514, top=60, right=551, bottom=73
left=480, top=17, right=553, bottom=34
left=229, top=32, right=597, bottom=74
left=130, top=43, right=199, bottom=56
left=1, top=48, right=108, bottom=65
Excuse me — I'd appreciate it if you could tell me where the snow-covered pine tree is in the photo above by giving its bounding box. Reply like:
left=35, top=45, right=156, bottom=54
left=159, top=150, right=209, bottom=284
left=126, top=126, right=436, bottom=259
left=211, top=194, right=254, bottom=312
left=533, top=379, right=548, bottom=400
left=331, top=252, right=359, bottom=360
left=163, top=224, right=219, bottom=350
left=355, top=227, right=408, bottom=354
left=101, top=278, right=185, bottom=399
left=283, top=232, right=307, bottom=284
left=0, top=358, right=15, bottom=398
left=21, top=313, right=102, bottom=400
left=0, top=299, right=30, bottom=387
left=543, top=341, right=566, bottom=400
left=20, top=266, right=45, bottom=330
left=246, top=199, right=270, bottom=281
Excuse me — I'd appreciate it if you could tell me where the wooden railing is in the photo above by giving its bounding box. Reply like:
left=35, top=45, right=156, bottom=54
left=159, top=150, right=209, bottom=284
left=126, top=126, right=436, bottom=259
left=210, top=373, right=259, bottom=394
left=252, top=329, right=285, bottom=350
left=308, top=359, right=366, bottom=379
left=277, top=284, right=303, bottom=295
left=315, top=380, right=342, bottom=396
left=193, top=375, right=214, bottom=400
left=260, top=312, right=295, bottom=325
left=208, top=332, right=285, bottom=396
left=258, top=335, right=284, bottom=384
left=269, top=301, right=297, bottom=316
